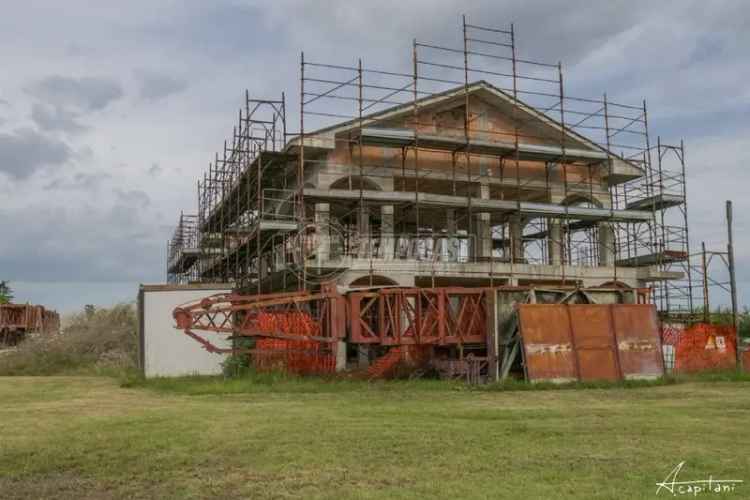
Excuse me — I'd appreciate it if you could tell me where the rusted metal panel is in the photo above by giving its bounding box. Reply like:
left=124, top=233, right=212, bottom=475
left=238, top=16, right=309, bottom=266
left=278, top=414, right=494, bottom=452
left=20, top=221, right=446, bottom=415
left=611, top=304, right=663, bottom=379
left=517, top=305, right=577, bottom=382
left=568, top=305, right=620, bottom=382
left=519, top=303, right=663, bottom=383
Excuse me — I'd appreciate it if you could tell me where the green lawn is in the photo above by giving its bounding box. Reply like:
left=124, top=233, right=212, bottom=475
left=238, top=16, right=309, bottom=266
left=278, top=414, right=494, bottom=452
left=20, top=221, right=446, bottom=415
left=0, top=376, right=748, bottom=499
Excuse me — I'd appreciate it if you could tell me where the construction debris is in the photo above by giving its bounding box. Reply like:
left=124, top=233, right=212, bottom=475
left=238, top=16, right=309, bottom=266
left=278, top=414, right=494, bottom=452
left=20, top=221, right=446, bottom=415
left=0, top=303, right=60, bottom=346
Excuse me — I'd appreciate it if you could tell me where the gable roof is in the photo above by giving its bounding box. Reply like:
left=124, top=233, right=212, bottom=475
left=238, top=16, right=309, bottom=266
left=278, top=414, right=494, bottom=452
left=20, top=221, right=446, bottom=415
left=285, top=80, right=643, bottom=178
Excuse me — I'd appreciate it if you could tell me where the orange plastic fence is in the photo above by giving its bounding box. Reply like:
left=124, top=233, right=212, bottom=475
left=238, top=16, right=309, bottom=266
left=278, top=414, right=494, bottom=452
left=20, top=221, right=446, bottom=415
left=253, top=311, right=333, bottom=375
left=670, top=323, right=737, bottom=373
left=256, top=311, right=321, bottom=337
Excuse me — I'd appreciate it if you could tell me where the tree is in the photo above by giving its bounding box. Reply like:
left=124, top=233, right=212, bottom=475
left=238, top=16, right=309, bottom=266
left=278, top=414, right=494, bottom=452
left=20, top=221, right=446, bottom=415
left=0, top=281, right=13, bottom=304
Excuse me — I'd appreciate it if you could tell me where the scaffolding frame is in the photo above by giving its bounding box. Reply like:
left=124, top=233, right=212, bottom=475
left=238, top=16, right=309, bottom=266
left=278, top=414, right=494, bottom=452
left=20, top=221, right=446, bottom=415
left=168, top=15, right=695, bottom=317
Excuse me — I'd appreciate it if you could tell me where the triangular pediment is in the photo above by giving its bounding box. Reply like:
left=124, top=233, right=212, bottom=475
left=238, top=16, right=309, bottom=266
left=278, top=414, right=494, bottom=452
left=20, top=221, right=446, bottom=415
left=288, top=80, right=643, bottom=180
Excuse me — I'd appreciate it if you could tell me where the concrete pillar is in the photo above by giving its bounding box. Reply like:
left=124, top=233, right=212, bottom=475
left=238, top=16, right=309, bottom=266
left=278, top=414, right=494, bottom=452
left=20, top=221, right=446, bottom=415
left=599, top=222, right=615, bottom=266
left=473, top=213, right=492, bottom=259
left=336, top=340, right=347, bottom=372
left=548, top=220, right=563, bottom=265
left=380, top=205, right=394, bottom=259
left=444, top=209, right=457, bottom=262
left=358, top=345, right=372, bottom=368
left=357, top=204, right=370, bottom=258
left=509, top=214, right=523, bottom=263
left=478, top=182, right=490, bottom=200
left=314, top=203, right=330, bottom=265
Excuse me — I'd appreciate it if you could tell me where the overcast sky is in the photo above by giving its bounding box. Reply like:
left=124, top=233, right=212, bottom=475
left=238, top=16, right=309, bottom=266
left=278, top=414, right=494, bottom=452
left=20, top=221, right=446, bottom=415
left=1, top=0, right=748, bottom=313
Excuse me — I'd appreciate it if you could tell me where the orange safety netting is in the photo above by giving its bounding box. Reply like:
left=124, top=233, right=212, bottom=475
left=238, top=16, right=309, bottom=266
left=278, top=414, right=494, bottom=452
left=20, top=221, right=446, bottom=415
left=673, top=323, right=737, bottom=373
left=256, top=311, right=321, bottom=337
left=253, top=312, right=334, bottom=375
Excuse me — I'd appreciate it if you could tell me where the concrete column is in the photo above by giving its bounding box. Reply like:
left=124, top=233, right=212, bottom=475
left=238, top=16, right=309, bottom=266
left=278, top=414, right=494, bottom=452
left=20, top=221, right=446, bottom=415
left=336, top=340, right=347, bottom=372
left=478, top=182, right=491, bottom=200
left=548, top=220, right=563, bottom=265
left=357, top=204, right=370, bottom=258
left=473, top=213, right=492, bottom=259
left=444, top=209, right=457, bottom=262
left=358, top=345, right=372, bottom=368
left=380, top=205, right=394, bottom=259
left=509, top=214, right=524, bottom=263
left=314, top=203, right=330, bottom=265
left=599, top=222, right=615, bottom=267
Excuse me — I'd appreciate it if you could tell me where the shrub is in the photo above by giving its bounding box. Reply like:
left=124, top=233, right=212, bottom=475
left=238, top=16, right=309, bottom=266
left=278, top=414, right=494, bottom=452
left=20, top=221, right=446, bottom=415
left=0, top=303, right=138, bottom=376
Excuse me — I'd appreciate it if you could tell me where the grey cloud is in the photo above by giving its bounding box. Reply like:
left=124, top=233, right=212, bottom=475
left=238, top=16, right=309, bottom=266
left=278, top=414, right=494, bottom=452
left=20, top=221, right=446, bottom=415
left=0, top=129, right=72, bottom=180
left=25, top=75, right=123, bottom=111
left=31, top=102, right=87, bottom=134
left=148, top=163, right=162, bottom=176
left=135, top=71, right=188, bottom=101
left=114, top=188, right=151, bottom=207
left=0, top=203, right=163, bottom=283
left=44, top=171, right=112, bottom=191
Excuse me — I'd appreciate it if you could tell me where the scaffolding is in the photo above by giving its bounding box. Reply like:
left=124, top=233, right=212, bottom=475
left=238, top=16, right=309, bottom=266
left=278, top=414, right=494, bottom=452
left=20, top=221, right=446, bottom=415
left=167, top=15, right=694, bottom=317
left=195, top=93, right=291, bottom=291
left=166, top=212, right=199, bottom=284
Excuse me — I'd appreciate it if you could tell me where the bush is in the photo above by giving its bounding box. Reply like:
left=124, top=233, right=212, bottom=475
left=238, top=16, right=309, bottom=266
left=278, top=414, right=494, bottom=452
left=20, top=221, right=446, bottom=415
left=221, top=337, right=254, bottom=377
left=0, top=303, right=138, bottom=376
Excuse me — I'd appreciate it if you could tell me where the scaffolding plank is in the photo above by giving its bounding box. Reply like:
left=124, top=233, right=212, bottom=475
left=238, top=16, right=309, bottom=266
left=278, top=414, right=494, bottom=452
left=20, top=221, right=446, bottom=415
left=615, top=250, right=687, bottom=267
left=626, top=193, right=684, bottom=211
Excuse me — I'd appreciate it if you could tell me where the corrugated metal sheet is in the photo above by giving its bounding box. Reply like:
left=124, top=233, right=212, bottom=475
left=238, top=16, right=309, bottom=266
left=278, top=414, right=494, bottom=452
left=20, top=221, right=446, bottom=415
left=518, top=304, right=663, bottom=383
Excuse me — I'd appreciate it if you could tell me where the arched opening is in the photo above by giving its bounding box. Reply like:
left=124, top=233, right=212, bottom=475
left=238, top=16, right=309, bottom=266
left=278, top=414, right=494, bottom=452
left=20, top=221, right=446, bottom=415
left=599, top=280, right=631, bottom=289
left=349, top=275, right=399, bottom=288
left=560, top=193, right=603, bottom=209
left=329, top=176, right=381, bottom=191
left=559, top=194, right=605, bottom=267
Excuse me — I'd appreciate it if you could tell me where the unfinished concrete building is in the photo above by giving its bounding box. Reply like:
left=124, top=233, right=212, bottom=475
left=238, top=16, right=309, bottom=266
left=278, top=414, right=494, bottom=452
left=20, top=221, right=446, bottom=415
left=167, top=17, right=706, bottom=381
left=168, top=18, right=691, bottom=317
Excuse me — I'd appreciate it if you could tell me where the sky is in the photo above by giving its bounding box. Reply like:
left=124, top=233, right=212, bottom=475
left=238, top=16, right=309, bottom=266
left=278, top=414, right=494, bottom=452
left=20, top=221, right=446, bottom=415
left=0, top=0, right=748, bottom=313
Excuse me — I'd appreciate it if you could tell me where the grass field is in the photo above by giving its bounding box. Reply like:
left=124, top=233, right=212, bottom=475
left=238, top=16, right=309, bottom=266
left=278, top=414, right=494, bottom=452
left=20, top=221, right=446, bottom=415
left=1, top=375, right=748, bottom=499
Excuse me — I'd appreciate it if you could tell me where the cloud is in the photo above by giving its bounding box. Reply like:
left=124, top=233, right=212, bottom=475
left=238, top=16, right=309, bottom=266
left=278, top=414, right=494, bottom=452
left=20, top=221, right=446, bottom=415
left=44, top=171, right=112, bottom=191
left=0, top=129, right=72, bottom=180
left=147, top=163, right=162, bottom=176
left=135, top=70, right=188, bottom=101
left=31, top=102, right=87, bottom=134
left=1, top=0, right=749, bottom=311
left=114, top=188, right=151, bottom=207
left=25, top=75, right=123, bottom=111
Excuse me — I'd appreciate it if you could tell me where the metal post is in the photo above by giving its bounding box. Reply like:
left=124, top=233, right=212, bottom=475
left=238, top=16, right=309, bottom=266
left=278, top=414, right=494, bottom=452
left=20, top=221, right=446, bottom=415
left=726, top=200, right=741, bottom=368
left=299, top=51, right=306, bottom=291
left=701, top=241, right=709, bottom=323
left=463, top=15, right=473, bottom=253
left=681, top=140, right=694, bottom=316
